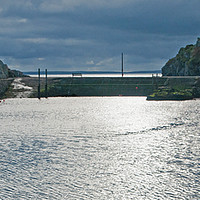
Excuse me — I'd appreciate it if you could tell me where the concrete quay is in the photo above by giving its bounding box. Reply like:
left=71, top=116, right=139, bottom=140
left=38, top=77, right=166, bottom=97
left=2, top=76, right=198, bottom=98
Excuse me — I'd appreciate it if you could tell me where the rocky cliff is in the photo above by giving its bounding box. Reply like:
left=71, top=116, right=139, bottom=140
left=0, top=60, right=26, bottom=98
left=0, top=60, right=25, bottom=79
left=162, top=38, right=200, bottom=76
left=0, top=60, right=9, bottom=79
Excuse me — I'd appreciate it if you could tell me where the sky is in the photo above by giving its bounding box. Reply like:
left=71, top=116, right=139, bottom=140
left=0, top=0, right=200, bottom=72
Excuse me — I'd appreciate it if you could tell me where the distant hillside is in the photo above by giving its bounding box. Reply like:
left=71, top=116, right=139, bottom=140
left=162, top=38, right=200, bottom=76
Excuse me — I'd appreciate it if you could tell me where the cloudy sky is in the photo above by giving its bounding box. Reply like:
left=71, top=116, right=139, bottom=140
left=0, top=0, right=200, bottom=72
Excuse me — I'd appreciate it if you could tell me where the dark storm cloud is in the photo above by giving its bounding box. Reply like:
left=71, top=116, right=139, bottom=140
left=0, top=0, right=200, bottom=71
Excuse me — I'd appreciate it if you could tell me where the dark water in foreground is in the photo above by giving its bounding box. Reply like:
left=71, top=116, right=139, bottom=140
left=0, top=97, right=200, bottom=199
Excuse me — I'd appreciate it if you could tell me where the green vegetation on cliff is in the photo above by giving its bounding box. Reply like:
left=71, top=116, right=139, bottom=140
left=162, top=38, right=200, bottom=76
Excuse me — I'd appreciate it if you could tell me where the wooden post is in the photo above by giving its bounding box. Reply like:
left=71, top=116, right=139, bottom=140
left=121, top=53, right=124, bottom=77
left=45, top=69, right=48, bottom=98
left=38, top=68, right=41, bottom=99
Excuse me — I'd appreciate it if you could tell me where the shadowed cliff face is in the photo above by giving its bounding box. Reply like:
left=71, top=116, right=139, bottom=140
left=162, top=38, right=200, bottom=76
left=0, top=60, right=26, bottom=79
left=0, top=60, right=27, bottom=98
left=0, top=60, right=9, bottom=79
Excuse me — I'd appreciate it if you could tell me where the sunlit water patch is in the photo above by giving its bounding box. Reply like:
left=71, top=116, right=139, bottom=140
left=0, top=97, right=200, bottom=199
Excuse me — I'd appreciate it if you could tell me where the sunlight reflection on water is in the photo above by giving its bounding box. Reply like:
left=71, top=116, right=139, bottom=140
left=0, top=97, right=200, bottom=199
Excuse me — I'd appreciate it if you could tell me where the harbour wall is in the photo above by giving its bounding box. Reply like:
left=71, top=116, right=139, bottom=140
left=39, top=77, right=167, bottom=97
left=2, top=76, right=198, bottom=98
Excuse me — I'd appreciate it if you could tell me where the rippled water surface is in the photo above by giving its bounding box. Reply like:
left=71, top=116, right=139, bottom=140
left=0, top=97, right=200, bottom=199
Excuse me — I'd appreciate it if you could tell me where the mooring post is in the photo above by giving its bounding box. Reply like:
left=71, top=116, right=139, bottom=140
left=121, top=53, right=124, bottom=77
left=38, top=68, right=41, bottom=99
left=45, top=69, right=48, bottom=98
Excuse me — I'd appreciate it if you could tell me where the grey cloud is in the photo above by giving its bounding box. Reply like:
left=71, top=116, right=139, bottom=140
left=0, top=0, right=199, bottom=71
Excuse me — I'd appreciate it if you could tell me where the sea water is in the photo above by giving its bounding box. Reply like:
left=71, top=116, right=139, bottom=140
left=0, top=97, right=199, bottom=199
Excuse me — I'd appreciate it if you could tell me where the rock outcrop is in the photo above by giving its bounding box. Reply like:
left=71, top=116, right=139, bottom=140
left=0, top=60, right=9, bottom=79
left=0, top=60, right=27, bottom=98
left=162, top=38, right=200, bottom=76
left=0, top=60, right=26, bottom=79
